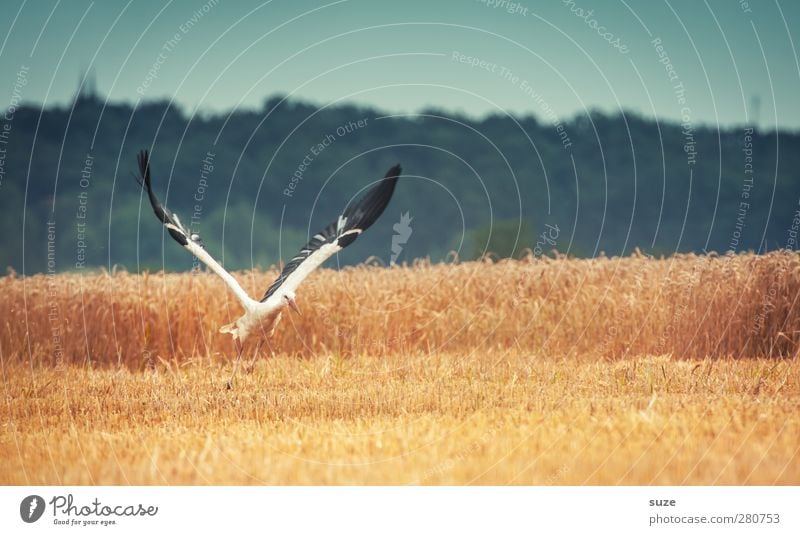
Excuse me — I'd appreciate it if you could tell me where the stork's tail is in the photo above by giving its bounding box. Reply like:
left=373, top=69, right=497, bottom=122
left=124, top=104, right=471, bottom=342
left=219, top=322, right=239, bottom=339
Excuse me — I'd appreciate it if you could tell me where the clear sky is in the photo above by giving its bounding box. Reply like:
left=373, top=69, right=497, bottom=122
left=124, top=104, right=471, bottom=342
left=1, top=0, right=799, bottom=129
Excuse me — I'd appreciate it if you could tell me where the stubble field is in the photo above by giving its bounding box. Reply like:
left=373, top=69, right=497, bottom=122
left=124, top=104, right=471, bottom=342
left=2, top=252, right=799, bottom=484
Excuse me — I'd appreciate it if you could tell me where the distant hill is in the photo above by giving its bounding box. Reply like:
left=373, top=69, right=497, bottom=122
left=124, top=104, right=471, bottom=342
left=2, top=93, right=798, bottom=274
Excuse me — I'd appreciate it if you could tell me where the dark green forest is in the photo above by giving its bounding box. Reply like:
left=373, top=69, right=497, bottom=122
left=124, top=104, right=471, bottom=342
left=2, top=91, right=798, bottom=274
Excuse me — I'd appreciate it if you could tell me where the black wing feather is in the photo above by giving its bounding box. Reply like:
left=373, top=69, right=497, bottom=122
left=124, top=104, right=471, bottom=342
left=136, top=150, right=193, bottom=247
left=261, top=164, right=401, bottom=301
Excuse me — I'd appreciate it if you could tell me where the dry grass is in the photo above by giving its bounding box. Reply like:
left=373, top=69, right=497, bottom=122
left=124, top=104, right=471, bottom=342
left=2, top=355, right=798, bottom=485
left=1, top=252, right=799, bottom=484
left=3, top=251, right=800, bottom=366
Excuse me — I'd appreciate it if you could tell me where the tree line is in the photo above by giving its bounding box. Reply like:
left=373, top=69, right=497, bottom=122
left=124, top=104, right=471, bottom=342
left=2, top=92, right=798, bottom=274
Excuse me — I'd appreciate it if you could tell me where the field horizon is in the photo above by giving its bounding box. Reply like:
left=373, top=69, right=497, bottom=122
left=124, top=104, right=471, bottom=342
left=2, top=253, right=799, bottom=485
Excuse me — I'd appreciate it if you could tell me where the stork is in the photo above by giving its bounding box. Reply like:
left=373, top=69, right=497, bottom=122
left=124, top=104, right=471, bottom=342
left=135, top=150, right=401, bottom=388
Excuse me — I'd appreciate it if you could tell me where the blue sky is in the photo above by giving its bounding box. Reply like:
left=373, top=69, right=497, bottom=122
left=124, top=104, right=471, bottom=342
left=1, top=0, right=799, bottom=129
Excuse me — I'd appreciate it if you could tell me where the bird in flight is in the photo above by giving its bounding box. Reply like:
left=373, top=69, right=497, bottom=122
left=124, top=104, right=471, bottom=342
left=135, top=150, right=401, bottom=388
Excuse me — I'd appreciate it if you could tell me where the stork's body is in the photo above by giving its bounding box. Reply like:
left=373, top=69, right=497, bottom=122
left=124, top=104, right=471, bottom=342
left=219, top=300, right=282, bottom=344
left=135, top=150, right=401, bottom=386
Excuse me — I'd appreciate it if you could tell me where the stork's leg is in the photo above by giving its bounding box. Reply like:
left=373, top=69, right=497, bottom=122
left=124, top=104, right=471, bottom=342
left=226, top=339, right=245, bottom=390
left=244, top=339, right=264, bottom=373
left=265, top=336, right=276, bottom=358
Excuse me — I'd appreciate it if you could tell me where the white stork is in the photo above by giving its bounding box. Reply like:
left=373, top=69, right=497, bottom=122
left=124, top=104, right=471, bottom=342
left=135, top=150, right=401, bottom=388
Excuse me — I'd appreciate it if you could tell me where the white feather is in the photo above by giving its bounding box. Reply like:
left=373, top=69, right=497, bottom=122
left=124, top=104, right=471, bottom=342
left=184, top=240, right=258, bottom=312
left=267, top=241, right=343, bottom=299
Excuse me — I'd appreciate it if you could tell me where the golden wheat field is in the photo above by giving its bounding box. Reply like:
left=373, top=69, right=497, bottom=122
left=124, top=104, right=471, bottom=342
left=2, top=252, right=799, bottom=484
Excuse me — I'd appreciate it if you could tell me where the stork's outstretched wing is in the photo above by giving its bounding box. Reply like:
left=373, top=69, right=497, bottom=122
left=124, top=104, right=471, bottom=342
left=261, top=164, right=401, bottom=301
left=136, top=150, right=256, bottom=309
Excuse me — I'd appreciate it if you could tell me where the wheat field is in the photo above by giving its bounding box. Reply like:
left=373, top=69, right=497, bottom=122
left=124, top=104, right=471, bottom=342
left=2, top=252, right=799, bottom=484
